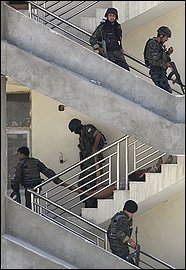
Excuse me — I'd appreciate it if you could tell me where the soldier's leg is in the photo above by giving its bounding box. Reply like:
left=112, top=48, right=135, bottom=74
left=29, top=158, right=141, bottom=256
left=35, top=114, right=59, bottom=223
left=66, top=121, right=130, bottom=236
left=107, top=51, right=130, bottom=71
left=115, top=59, right=130, bottom=71
left=150, top=71, right=172, bottom=93
left=115, top=51, right=130, bottom=71
left=25, top=188, right=32, bottom=209
left=85, top=198, right=97, bottom=208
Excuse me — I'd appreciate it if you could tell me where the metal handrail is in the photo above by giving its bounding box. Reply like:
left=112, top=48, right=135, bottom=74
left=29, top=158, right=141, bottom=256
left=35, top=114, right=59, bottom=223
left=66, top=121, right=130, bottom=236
left=27, top=1, right=184, bottom=95
left=31, top=135, right=167, bottom=216
left=28, top=1, right=91, bottom=36
left=29, top=189, right=108, bottom=248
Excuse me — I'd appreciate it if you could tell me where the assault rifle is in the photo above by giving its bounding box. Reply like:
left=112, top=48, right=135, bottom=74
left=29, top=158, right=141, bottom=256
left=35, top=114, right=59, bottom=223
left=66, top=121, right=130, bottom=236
left=127, top=226, right=141, bottom=267
left=134, top=226, right=141, bottom=267
left=167, top=61, right=185, bottom=94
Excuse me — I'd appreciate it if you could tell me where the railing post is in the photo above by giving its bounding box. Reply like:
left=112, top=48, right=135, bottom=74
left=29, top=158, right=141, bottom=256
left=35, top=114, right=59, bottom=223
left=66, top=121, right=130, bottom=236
left=125, top=137, right=129, bottom=190
left=116, top=142, right=120, bottom=190
left=28, top=2, right=32, bottom=18
left=31, top=192, right=34, bottom=211
left=43, top=1, right=46, bottom=25
left=36, top=187, right=41, bottom=214
left=105, top=233, right=108, bottom=250
left=108, top=156, right=112, bottom=185
left=133, top=140, right=137, bottom=171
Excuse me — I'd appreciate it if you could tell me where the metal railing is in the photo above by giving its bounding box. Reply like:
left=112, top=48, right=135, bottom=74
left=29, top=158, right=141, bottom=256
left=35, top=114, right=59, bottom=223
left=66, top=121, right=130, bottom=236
left=29, top=135, right=166, bottom=217
left=27, top=1, right=185, bottom=95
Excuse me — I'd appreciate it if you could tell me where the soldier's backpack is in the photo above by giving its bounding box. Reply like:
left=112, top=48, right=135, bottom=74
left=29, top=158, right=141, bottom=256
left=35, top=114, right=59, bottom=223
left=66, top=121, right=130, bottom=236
left=143, top=38, right=153, bottom=67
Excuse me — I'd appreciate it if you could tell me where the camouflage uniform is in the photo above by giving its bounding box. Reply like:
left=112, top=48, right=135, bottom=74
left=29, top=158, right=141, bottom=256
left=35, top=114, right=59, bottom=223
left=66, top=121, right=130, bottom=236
left=11, top=157, right=60, bottom=209
left=107, top=211, right=135, bottom=264
left=78, top=124, right=105, bottom=208
left=90, top=19, right=130, bottom=71
left=144, top=37, right=172, bottom=93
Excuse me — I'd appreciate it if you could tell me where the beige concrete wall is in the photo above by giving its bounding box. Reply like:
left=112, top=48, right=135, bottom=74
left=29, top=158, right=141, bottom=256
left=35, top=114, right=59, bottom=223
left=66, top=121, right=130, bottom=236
left=134, top=192, right=185, bottom=269
left=122, top=6, right=185, bottom=93
left=31, top=90, right=124, bottom=175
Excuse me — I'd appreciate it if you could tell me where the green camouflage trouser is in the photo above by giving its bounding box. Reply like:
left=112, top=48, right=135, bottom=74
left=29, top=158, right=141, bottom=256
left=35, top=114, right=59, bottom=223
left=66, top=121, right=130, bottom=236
left=149, top=69, right=172, bottom=93
left=107, top=50, right=130, bottom=71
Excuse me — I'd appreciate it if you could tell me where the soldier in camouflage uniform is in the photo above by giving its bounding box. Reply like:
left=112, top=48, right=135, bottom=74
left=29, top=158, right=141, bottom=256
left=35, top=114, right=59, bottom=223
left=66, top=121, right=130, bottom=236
left=90, top=8, right=130, bottom=71
left=107, top=200, right=138, bottom=265
left=144, top=26, right=174, bottom=93
left=11, top=146, right=61, bottom=209
left=68, top=118, right=106, bottom=208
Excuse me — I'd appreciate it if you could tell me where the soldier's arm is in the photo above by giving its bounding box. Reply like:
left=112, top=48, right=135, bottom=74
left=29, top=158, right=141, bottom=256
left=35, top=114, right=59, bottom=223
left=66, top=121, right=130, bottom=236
left=115, top=217, right=136, bottom=248
left=92, top=131, right=103, bottom=154
left=146, top=41, right=168, bottom=68
left=90, top=24, right=102, bottom=49
left=37, top=160, right=62, bottom=184
left=115, top=217, right=130, bottom=241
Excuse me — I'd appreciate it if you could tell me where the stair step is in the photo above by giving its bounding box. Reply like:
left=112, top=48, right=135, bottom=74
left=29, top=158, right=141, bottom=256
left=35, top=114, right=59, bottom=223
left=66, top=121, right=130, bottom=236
left=82, top=158, right=185, bottom=224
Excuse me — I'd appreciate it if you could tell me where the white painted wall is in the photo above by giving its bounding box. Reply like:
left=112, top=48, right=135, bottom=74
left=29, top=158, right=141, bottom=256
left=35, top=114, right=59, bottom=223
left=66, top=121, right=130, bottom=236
left=134, top=192, right=185, bottom=269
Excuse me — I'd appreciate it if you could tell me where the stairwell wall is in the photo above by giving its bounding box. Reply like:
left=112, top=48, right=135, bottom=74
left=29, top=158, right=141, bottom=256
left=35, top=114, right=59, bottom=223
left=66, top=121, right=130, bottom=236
left=134, top=192, right=185, bottom=269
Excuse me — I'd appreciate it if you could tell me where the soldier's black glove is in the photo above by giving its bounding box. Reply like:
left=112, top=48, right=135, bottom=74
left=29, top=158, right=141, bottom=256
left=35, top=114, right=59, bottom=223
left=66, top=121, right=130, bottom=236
left=53, top=178, right=63, bottom=185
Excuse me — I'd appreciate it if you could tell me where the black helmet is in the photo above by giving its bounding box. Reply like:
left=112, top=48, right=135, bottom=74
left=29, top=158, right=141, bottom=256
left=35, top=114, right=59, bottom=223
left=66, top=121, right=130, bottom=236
left=68, top=118, right=82, bottom=132
left=123, top=200, right=138, bottom=213
left=104, top=8, right=118, bottom=19
left=157, top=26, right=172, bottom=37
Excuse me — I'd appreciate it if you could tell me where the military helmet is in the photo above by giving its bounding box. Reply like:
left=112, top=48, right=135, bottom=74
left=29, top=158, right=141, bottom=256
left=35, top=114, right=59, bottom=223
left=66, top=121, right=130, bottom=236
left=104, top=8, right=118, bottom=19
left=68, top=118, right=82, bottom=132
left=157, top=26, right=172, bottom=37
left=123, top=200, right=138, bottom=213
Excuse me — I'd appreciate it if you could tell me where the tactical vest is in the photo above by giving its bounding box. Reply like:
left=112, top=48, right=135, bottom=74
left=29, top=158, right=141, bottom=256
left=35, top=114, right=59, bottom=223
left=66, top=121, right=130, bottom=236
left=100, top=20, right=122, bottom=51
left=21, top=157, right=42, bottom=188
left=107, top=211, right=132, bottom=241
left=144, top=37, right=170, bottom=67
left=78, top=124, right=106, bottom=159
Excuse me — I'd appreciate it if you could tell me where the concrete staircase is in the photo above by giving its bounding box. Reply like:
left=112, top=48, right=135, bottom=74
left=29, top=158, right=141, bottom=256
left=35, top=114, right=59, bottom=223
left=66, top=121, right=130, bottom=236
left=81, top=156, right=185, bottom=224
left=1, top=3, right=185, bottom=155
left=1, top=4, right=184, bottom=268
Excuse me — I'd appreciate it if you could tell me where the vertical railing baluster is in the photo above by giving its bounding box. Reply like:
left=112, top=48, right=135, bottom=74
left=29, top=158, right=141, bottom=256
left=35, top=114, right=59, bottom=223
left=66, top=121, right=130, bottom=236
left=116, top=142, right=120, bottom=190
left=108, top=156, right=112, bottom=185
left=125, top=137, right=129, bottom=190
left=28, top=1, right=32, bottom=19
left=134, top=140, right=137, bottom=171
